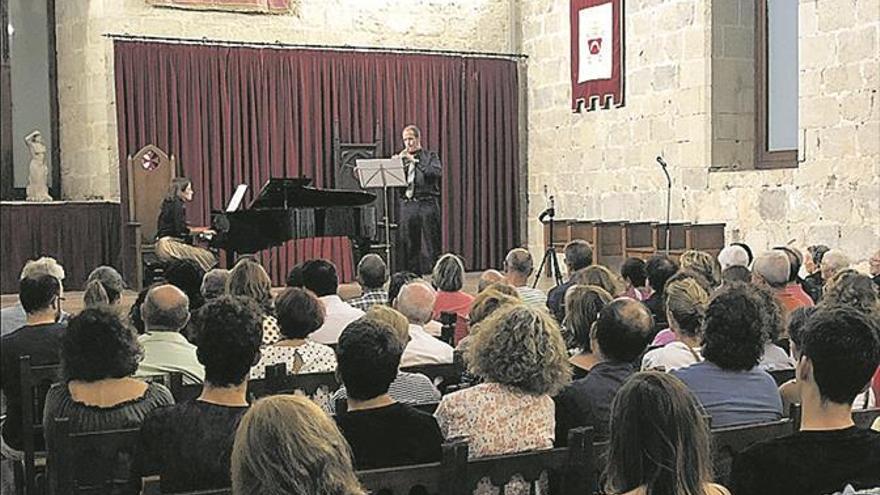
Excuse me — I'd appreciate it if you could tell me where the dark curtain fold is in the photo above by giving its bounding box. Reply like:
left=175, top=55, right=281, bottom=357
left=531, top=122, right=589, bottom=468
left=114, top=41, right=520, bottom=285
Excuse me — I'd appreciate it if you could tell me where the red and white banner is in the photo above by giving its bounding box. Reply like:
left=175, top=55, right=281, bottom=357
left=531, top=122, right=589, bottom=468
left=570, top=0, right=624, bottom=112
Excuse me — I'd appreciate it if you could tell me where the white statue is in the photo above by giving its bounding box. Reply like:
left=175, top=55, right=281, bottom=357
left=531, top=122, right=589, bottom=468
left=25, top=130, right=52, bottom=202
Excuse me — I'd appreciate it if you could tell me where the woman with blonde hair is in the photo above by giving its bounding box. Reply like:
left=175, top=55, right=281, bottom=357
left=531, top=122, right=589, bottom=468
left=679, top=250, right=723, bottom=289
left=231, top=395, right=365, bottom=495
left=571, top=265, right=625, bottom=297
left=435, top=304, right=570, bottom=458
left=564, top=285, right=613, bottom=379
left=642, top=277, right=709, bottom=371
left=227, top=259, right=280, bottom=346
left=604, top=372, right=730, bottom=495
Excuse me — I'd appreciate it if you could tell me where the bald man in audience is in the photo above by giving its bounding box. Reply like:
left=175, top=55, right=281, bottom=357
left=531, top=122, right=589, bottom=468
left=394, top=282, right=454, bottom=367
left=503, top=248, right=547, bottom=308
left=753, top=250, right=813, bottom=317
left=137, top=284, right=205, bottom=385
left=477, top=269, right=505, bottom=293
left=718, top=244, right=750, bottom=271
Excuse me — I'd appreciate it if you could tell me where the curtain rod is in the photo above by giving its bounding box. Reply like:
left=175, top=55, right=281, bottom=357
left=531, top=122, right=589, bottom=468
left=102, top=33, right=528, bottom=60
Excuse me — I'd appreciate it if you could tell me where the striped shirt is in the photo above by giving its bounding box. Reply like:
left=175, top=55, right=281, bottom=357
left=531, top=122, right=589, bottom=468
left=327, top=371, right=441, bottom=413
left=348, top=289, right=389, bottom=312
left=515, top=286, right=548, bottom=308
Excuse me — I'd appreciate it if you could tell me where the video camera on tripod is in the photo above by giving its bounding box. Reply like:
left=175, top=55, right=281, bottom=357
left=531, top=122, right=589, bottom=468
left=533, top=187, right=563, bottom=288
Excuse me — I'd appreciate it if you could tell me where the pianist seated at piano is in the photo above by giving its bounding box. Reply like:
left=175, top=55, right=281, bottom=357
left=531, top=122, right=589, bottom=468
left=155, top=178, right=218, bottom=272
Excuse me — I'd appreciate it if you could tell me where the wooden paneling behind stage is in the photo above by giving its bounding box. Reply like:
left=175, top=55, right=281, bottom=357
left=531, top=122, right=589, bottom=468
left=1, top=201, right=121, bottom=293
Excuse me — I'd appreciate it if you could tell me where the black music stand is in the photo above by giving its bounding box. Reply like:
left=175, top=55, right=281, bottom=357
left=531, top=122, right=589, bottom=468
left=355, top=157, right=407, bottom=267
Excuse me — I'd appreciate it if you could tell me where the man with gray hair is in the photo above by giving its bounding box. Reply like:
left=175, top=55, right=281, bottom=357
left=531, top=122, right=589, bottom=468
left=820, top=249, right=850, bottom=283
left=504, top=248, right=547, bottom=308
left=718, top=245, right=751, bottom=271
left=349, top=254, right=389, bottom=311
left=137, top=284, right=204, bottom=384
left=1, top=257, right=67, bottom=336
left=394, top=282, right=453, bottom=367
left=753, top=250, right=814, bottom=319
left=200, top=268, right=230, bottom=301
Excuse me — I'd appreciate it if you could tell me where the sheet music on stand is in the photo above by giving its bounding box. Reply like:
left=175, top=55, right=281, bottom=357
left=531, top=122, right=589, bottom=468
left=355, top=157, right=407, bottom=268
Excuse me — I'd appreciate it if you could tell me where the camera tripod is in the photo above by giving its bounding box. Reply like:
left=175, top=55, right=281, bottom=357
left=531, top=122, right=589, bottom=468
left=533, top=197, right=564, bottom=288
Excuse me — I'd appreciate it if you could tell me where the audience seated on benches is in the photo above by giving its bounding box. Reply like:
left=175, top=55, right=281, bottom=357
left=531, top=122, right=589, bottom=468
left=641, top=277, right=708, bottom=372
left=644, top=255, right=679, bottom=335
left=555, top=298, right=653, bottom=443
left=1, top=274, right=66, bottom=457
left=436, top=304, right=569, bottom=457
left=231, top=395, right=365, bottom=494
left=293, top=259, right=364, bottom=345
left=395, top=281, right=454, bottom=367
left=329, top=306, right=440, bottom=413
left=605, top=372, right=731, bottom=495
left=333, top=317, right=443, bottom=469
left=546, top=240, right=593, bottom=322
left=44, top=306, right=173, bottom=494
left=348, top=254, right=389, bottom=311
left=563, top=285, right=612, bottom=380
left=139, top=296, right=262, bottom=493
left=672, top=283, right=783, bottom=427
left=227, top=258, right=281, bottom=347
left=0, top=257, right=68, bottom=337
left=136, top=284, right=205, bottom=384
left=250, top=287, right=336, bottom=379
left=731, top=305, right=880, bottom=495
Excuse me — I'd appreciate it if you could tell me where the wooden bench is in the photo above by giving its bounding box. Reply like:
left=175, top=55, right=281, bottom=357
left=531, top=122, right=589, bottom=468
left=710, top=419, right=796, bottom=486
left=18, top=355, right=62, bottom=495
left=400, top=362, right=463, bottom=395
left=50, top=417, right=142, bottom=494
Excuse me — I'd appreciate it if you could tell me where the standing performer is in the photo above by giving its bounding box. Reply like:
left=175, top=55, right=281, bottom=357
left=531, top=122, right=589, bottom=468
left=154, top=177, right=217, bottom=272
left=397, top=125, right=442, bottom=275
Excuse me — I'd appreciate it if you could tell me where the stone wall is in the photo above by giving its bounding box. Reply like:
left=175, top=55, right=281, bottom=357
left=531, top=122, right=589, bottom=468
left=522, top=0, right=879, bottom=268
left=55, top=0, right=518, bottom=199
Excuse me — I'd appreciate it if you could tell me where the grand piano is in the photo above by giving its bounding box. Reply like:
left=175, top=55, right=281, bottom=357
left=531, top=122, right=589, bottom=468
left=210, top=178, right=377, bottom=262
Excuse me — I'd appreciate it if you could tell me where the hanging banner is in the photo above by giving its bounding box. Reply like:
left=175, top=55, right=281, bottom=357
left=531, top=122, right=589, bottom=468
left=571, top=0, right=624, bottom=112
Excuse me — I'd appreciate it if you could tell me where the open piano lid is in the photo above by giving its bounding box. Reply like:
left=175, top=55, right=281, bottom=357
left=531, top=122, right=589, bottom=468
left=250, top=177, right=376, bottom=209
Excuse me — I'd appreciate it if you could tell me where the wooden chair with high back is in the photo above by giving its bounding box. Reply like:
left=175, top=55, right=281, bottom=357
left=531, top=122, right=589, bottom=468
left=399, top=362, right=464, bottom=395
left=357, top=441, right=467, bottom=495
left=710, top=419, right=796, bottom=486
left=126, top=144, right=178, bottom=290
left=17, top=355, right=62, bottom=495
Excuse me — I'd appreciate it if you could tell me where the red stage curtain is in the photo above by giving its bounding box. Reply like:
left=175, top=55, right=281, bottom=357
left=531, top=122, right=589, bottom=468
left=114, top=41, right=520, bottom=285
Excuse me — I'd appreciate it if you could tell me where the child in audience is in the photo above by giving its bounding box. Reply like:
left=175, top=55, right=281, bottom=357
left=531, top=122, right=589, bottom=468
left=231, top=395, right=365, bottom=495
left=731, top=306, right=880, bottom=495
left=333, top=318, right=442, bottom=469
left=604, top=372, right=731, bottom=495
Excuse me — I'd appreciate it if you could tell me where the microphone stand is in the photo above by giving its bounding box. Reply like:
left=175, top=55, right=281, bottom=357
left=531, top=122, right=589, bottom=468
left=660, top=162, right=672, bottom=253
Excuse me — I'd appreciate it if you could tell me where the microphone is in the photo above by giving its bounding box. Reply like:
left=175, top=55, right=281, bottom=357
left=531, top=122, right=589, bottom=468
left=656, top=156, right=667, bottom=168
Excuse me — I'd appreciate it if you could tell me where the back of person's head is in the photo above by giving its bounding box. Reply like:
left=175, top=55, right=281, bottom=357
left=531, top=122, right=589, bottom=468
left=300, top=259, right=339, bottom=297
left=20, top=256, right=65, bottom=283
left=679, top=250, right=722, bottom=288
left=718, top=245, right=750, bottom=270
left=504, top=248, right=533, bottom=276
left=731, top=242, right=754, bottom=265
left=164, top=258, right=206, bottom=309
left=773, top=246, right=803, bottom=284
left=83, top=266, right=125, bottom=307
left=394, top=282, right=436, bottom=325
left=201, top=268, right=230, bottom=300
left=388, top=271, right=419, bottom=305
left=231, top=395, right=364, bottom=495
left=753, top=284, right=785, bottom=341
left=701, top=283, right=767, bottom=371
left=806, top=244, right=830, bottom=269
left=606, top=372, right=712, bottom=495
left=620, top=257, right=647, bottom=288
left=646, top=255, right=679, bottom=293
left=275, top=288, right=325, bottom=340
left=227, top=259, right=273, bottom=313
left=564, top=285, right=613, bottom=353
left=356, top=254, right=387, bottom=290
left=362, top=305, right=411, bottom=346
left=62, top=307, right=142, bottom=382
left=752, top=250, right=791, bottom=289
left=337, top=318, right=403, bottom=401
left=820, top=249, right=850, bottom=279
left=571, top=265, right=624, bottom=297
left=664, top=277, right=709, bottom=339
left=594, top=298, right=653, bottom=363
left=821, top=269, right=880, bottom=314
left=194, top=296, right=263, bottom=387
left=477, top=269, right=506, bottom=292
left=432, top=253, right=466, bottom=292
left=142, top=284, right=190, bottom=331
left=19, top=274, right=61, bottom=315
left=788, top=306, right=818, bottom=358
left=800, top=305, right=880, bottom=405
left=467, top=304, right=570, bottom=396
left=286, top=262, right=305, bottom=288
left=564, top=240, right=593, bottom=272
left=721, top=265, right=751, bottom=285
left=469, top=288, right=521, bottom=327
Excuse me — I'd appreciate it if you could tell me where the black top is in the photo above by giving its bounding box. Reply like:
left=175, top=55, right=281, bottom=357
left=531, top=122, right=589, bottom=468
left=643, top=291, right=667, bottom=330
left=334, top=402, right=443, bottom=469
left=400, top=150, right=442, bottom=199
left=139, top=399, right=248, bottom=493
left=731, top=426, right=880, bottom=495
left=546, top=279, right=575, bottom=323
left=801, top=271, right=824, bottom=304
left=570, top=365, right=590, bottom=381
left=156, top=197, right=189, bottom=239
left=0, top=322, right=65, bottom=450
left=553, top=361, right=635, bottom=445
